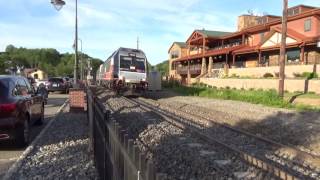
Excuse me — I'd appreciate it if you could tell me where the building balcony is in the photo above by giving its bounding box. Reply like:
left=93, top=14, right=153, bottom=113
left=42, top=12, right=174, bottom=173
left=176, top=64, right=201, bottom=75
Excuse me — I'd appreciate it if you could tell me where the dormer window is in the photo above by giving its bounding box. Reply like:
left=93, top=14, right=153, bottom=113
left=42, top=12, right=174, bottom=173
left=170, top=50, right=180, bottom=59
left=288, top=7, right=300, bottom=16
left=257, top=17, right=267, bottom=24
left=304, top=18, right=312, bottom=32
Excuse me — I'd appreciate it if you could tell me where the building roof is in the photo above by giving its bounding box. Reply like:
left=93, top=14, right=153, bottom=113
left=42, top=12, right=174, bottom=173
left=174, top=42, right=187, bottom=48
left=221, top=7, right=320, bottom=39
left=168, top=42, right=187, bottom=53
left=289, top=4, right=318, bottom=10
left=175, top=45, right=245, bottom=62
left=232, top=46, right=259, bottom=55
left=196, top=30, right=231, bottom=38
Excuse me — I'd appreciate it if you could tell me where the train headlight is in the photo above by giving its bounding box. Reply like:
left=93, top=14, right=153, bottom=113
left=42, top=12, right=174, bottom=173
left=119, top=76, right=124, bottom=80
left=141, top=78, right=146, bottom=82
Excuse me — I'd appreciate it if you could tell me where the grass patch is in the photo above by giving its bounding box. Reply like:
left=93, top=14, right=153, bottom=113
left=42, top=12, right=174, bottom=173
left=285, top=92, right=320, bottom=99
left=164, top=82, right=320, bottom=111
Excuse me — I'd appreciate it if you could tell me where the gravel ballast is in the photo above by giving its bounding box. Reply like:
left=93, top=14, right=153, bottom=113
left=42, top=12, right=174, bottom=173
left=95, top=88, right=275, bottom=179
left=143, top=90, right=320, bottom=156
left=8, top=105, right=98, bottom=180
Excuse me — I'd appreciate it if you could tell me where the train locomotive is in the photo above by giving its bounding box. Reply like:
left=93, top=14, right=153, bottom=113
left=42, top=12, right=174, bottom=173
left=96, top=47, right=148, bottom=95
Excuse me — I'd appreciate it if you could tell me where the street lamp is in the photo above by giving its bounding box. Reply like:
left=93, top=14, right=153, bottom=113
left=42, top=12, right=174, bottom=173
left=77, top=38, right=83, bottom=80
left=50, top=0, right=65, bottom=11
left=51, top=0, right=79, bottom=86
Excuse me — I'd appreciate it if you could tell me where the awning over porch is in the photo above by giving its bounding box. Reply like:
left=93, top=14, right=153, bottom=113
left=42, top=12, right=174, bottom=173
left=232, top=46, right=259, bottom=55
left=174, top=45, right=245, bottom=62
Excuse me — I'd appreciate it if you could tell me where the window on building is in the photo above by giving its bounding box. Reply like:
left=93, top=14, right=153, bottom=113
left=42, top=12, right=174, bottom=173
left=260, top=55, right=269, bottom=66
left=286, top=49, right=300, bottom=64
left=257, top=17, right=267, bottom=25
left=171, top=62, right=175, bottom=70
left=288, top=7, right=300, bottom=16
left=304, top=18, right=312, bottom=32
left=170, top=50, right=180, bottom=59
left=260, top=33, right=265, bottom=43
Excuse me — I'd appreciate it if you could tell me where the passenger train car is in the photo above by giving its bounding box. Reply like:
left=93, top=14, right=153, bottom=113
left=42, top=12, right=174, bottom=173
left=96, top=47, right=148, bottom=94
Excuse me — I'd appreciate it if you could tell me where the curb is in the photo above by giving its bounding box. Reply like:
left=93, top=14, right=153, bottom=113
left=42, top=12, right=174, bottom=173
left=3, top=99, right=69, bottom=180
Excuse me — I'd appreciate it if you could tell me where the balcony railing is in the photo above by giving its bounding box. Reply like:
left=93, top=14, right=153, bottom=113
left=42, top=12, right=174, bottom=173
left=176, top=64, right=201, bottom=75
left=210, top=41, right=242, bottom=51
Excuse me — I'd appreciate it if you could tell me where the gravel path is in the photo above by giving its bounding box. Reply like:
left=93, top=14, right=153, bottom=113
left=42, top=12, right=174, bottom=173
left=9, top=105, right=98, bottom=180
left=143, top=90, right=320, bottom=156
left=96, top=88, right=276, bottom=179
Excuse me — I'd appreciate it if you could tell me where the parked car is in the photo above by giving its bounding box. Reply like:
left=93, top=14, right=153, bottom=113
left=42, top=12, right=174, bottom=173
left=27, top=77, right=37, bottom=90
left=47, top=77, right=69, bottom=93
left=35, top=79, right=49, bottom=88
left=63, top=77, right=73, bottom=88
left=0, top=75, right=44, bottom=146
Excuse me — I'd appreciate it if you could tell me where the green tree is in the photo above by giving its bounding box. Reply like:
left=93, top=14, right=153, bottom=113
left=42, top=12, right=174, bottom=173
left=0, top=45, right=103, bottom=77
left=154, top=60, right=169, bottom=76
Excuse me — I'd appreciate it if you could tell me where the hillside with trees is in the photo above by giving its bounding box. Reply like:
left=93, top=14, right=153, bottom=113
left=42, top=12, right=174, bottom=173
left=0, top=45, right=103, bottom=77
left=154, top=60, right=169, bottom=76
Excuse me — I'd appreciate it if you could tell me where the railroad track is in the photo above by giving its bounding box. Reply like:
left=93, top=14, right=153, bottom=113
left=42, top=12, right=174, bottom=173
left=101, top=93, right=274, bottom=179
left=125, top=96, right=320, bottom=180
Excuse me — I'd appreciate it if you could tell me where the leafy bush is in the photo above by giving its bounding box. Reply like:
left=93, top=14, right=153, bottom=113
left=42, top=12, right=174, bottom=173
left=162, top=80, right=180, bottom=88
left=263, top=73, right=274, bottom=78
left=168, top=84, right=320, bottom=111
left=301, top=72, right=318, bottom=79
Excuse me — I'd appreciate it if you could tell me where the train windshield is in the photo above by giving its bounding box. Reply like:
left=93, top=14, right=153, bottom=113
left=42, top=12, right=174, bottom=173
left=120, top=56, right=145, bottom=73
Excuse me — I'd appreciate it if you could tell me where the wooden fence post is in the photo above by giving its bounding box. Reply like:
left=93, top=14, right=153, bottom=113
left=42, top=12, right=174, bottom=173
left=146, top=160, right=155, bottom=180
left=156, top=173, right=166, bottom=180
left=138, top=153, right=146, bottom=180
left=104, top=110, right=109, bottom=180
left=119, top=129, right=126, bottom=179
left=123, top=134, right=129, bottom=180
left=114, top=123, right=121, bottom=180
left=127, top=139, right=134, bottom=180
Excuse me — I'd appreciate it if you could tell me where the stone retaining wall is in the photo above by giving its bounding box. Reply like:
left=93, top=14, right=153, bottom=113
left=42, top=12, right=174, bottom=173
left=228, top=64, right=319, bottom=78
left=200, top=78, right=320, bottom=94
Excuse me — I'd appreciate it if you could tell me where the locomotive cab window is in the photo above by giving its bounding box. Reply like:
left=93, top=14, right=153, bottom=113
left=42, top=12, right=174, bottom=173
left=120, top=56, right=145, bottom=73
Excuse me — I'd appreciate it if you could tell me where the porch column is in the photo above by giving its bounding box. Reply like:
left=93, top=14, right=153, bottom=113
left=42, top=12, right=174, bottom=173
left=202, top=37, right=206, bottom=55
left=208, top=56, right=213, bottom=77
left=300, top=46, right=305, bottom=64
left=225, top=54, right=229, bottom=64
left=187, top=61, right=191, bottom=84
left=242, top=34, right=245, bottom=45
left=258, top=51, right=262, bottom=67
left=232, top=54, right=236, bottom=67
left=201, top=57, right=207, bottom=75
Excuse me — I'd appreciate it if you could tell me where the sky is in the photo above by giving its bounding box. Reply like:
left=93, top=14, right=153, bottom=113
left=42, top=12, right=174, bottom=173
left=0, top=0, right=320, bottom=65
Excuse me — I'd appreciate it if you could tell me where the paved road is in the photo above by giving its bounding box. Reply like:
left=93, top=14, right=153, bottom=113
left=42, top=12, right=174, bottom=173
left=0, top=93, right=68, bottom=179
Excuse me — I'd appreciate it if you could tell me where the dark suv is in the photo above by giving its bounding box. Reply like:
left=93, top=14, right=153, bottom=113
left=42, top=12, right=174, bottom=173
left=47, top=77, right=69, bottom=93
left=0, top=75, right=44, bottom=146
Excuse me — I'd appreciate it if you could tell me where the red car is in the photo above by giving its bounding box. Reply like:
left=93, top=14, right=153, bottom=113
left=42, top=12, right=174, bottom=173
left=0, top=75, right=44, bottom=146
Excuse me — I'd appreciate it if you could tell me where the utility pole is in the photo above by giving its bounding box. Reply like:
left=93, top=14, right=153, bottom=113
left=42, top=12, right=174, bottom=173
left=137, top=36, right=139, bottom=50
left=74, top=0, right=79, bottom=85
left=279, top=0, right=288, bottom=97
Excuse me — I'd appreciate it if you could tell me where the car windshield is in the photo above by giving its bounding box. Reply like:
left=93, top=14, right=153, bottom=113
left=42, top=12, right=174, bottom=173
left=49, top=78, right=63, bottom=83
left=120, top=56, right=145, bottom=73
left=0, top=79, right=11, bottom=98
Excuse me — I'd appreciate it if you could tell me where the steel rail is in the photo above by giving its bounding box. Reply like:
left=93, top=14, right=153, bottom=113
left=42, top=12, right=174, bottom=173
left=141, top=98, right=320, bottom=169
left=126, top=97, right=317, bottom=180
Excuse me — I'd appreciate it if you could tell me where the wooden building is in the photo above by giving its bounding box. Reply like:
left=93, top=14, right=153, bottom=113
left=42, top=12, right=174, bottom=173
left=170, top=5, right=320, bottom=84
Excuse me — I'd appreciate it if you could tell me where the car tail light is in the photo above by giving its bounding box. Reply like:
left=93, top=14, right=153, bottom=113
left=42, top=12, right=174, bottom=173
left=0, top=103, right=16, bottom=113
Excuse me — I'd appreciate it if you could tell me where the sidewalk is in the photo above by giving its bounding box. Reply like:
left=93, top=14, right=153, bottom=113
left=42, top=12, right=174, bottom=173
left=5, top=105, right=98, bottom=180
